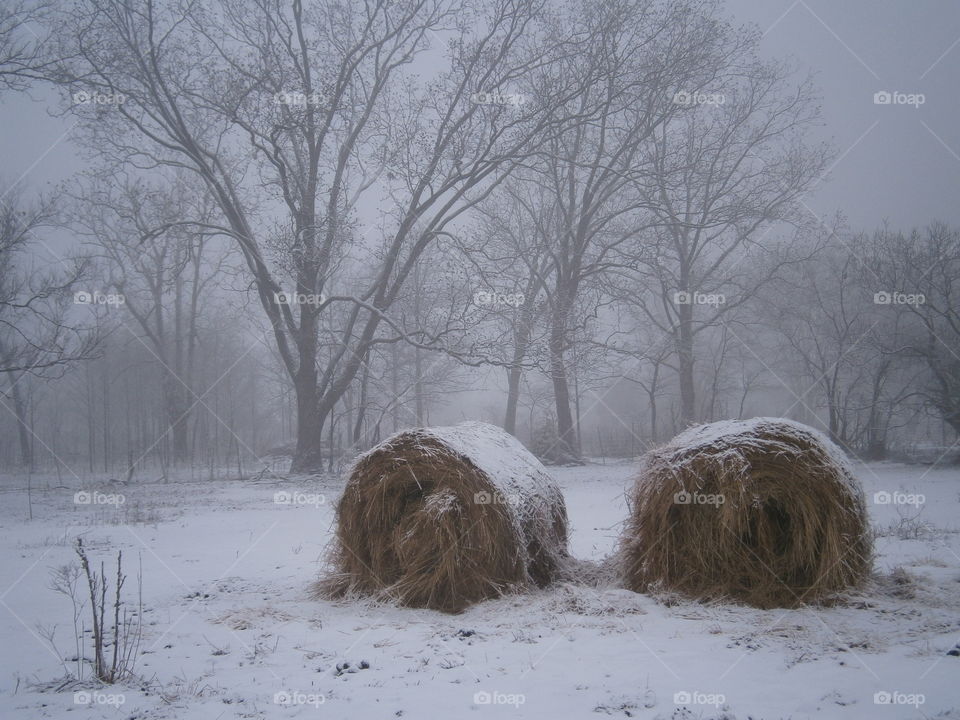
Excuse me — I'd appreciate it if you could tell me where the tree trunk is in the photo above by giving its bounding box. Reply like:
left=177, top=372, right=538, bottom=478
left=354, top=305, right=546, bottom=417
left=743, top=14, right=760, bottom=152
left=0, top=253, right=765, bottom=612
left=573, top=366, right=582, bottom=454
left=827, top=391, right=842, bottom=447
left=390, top=342, right=401, bottom=433
left=648, top=362, right=660, bottom=444
left=289, top=257, right=324, bottom=473
left=504, top=364, right=523, bottom=435
left=504, top=292, right=536, bottom=436
left=412, top=263, right=426, bottom=427
left=548, top=313, right=578, bottom=461
left=327, top=408, right=336, bottom=473
left=161, top=371, right=190, bottom=462
left=865, top=362, right=889, bottom=460
left=551, top=368, right=577, bottom=456
left=86, top=364, right=95, bottom=473
left=352, top=358, right=371, bottom=446
left=290, top=376, right=323, bottom=473
left=10, top=377, right=33, bottom=468
left=677, top=303, right=696, bottom=426
left=414, top=346, right=425, bottom=426
left=102, top=353, right=110, bottom=473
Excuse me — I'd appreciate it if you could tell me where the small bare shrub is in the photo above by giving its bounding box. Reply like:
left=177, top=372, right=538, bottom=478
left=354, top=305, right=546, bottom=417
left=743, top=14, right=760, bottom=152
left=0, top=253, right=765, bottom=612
left=48, top=539, right=143, bottom=683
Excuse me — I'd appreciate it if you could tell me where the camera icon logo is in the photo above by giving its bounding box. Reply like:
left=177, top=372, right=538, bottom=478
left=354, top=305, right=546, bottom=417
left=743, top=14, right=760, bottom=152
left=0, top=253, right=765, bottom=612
left=73, top=690, right=92, bottom=705
left=673, top=91, right=692, bottom=105
left=874, top=291, right=891, bottom=304
left=274, top=690, right=293, bottom=705
left=874, top=691, right=892, bottom=704
left=674, top=291, right=692, bottom=305
left=873, top=91, right=892, bottom=105
left=474, top=691, right=492, bottom=705
left=74, top=291, right=92, bottom=304
left=274, top=291, right=291, bottom=305
left=673, top=490, right=692, bottom=505
left=473, top=290, right=492, bottom=306
left=74, top=490, right=92, bottom=505
left=873, top=491, right=892, bottom=505
left=674, top=690, right=692, bottom=704
left=273, top=491, right=292, bottom=504
left=474, top=491, right=492, bottom=505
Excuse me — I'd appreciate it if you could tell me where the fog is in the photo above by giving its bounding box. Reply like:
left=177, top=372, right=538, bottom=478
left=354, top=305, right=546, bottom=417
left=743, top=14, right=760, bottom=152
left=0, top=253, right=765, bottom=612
left=1, top=2, right=959, bottom=718
left=1, top=0, right=958, bottom=475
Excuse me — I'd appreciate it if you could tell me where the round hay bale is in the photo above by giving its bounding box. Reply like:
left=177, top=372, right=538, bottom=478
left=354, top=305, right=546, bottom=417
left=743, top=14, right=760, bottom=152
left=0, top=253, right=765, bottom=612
left=618, top=417, right=872, bottom=607
left=316, top=421, right=569, bottom=613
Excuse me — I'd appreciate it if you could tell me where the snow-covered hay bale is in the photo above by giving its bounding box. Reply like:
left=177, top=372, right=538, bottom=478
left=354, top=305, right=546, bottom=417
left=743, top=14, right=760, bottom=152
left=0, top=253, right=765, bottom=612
left=317, top=421, right=568, bottom=613
left=618, top=418, right=871, bottom=607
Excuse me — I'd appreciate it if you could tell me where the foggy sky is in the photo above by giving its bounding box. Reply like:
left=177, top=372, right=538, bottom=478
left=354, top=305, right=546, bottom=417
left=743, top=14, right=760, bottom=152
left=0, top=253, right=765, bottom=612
left=0, top=0, right=958, bottom=232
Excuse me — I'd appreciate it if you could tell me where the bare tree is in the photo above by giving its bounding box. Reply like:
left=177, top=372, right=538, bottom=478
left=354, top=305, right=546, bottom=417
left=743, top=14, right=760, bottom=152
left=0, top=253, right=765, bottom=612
left=46, top=0, right=584, bottom=471
left=0, top=0, right=52, bottom=88
left=467, top=175, right=555, bottom=436
left=765, top=231, right=928, bottom=455
left=0, top=187, right=98, bottom=466
left=0, top=190, right=98, bottom=372
left=867, top=223, right=960, bottom=439
left=767, top=246, right=871, bottom=446
left=71, top=170, right=228, bottom=462
left=625, top=51, right=831, bottom=425
left=480, top=0, right=736, bottom=459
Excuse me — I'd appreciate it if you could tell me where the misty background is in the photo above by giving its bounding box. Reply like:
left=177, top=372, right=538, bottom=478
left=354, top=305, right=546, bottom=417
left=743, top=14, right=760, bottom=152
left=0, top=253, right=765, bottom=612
left=1, top=0, right=959, bottom=479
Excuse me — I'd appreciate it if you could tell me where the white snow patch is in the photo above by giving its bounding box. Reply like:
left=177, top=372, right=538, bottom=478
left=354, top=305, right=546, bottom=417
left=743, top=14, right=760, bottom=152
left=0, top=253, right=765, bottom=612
left=0, top=458, right=956, bottom=719
left=649, top=416, right=865, bottom=499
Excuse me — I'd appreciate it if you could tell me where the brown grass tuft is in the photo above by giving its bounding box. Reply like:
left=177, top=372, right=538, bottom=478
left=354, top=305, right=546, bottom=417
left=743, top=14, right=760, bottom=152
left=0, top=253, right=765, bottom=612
left=617, top=418, right=872, bottom=608
left=315, top=422, right=568, bottom=613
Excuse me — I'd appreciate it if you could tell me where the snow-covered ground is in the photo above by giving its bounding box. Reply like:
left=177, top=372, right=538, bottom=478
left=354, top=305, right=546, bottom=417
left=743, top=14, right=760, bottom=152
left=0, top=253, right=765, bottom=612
left=0, top=459, right=957, bottom=719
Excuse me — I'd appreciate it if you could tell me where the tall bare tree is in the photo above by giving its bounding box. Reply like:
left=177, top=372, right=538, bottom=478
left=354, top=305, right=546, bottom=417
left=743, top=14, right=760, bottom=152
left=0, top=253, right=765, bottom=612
left=71, top=170, right=227, bottom=462
left=868, top=223, right=960, bottom=438
left=0, top=187, right=98, bottom=466
left=478, top=0, right=738, bottom=459
left=467, top=174, right=555, bottom=436
left=47, top=0, right=583, bottom=471
left=626, top=52, right=831, bottom=425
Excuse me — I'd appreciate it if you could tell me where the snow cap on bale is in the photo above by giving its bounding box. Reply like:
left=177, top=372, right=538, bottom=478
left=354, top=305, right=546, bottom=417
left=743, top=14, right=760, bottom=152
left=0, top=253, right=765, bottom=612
left=618, top=417, right=872, bottom=608
left=316, top=421, right=569, bottom=613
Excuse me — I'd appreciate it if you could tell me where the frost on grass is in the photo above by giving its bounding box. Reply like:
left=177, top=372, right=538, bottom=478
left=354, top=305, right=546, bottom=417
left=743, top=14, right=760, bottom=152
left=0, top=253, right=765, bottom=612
left=619, top=417, right=872, bottom=608
left=317, top=421, right=569, bottom=612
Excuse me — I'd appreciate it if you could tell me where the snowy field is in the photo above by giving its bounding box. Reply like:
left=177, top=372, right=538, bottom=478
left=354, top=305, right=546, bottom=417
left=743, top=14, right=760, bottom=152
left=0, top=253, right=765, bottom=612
left=0, top=460, right=957, bottom=719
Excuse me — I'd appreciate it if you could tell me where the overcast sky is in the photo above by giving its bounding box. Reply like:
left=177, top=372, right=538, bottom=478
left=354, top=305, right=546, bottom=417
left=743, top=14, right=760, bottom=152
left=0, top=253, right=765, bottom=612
left=1, top=0, right=958, bottom=232
left=728, top=0, right=960, bottom=229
